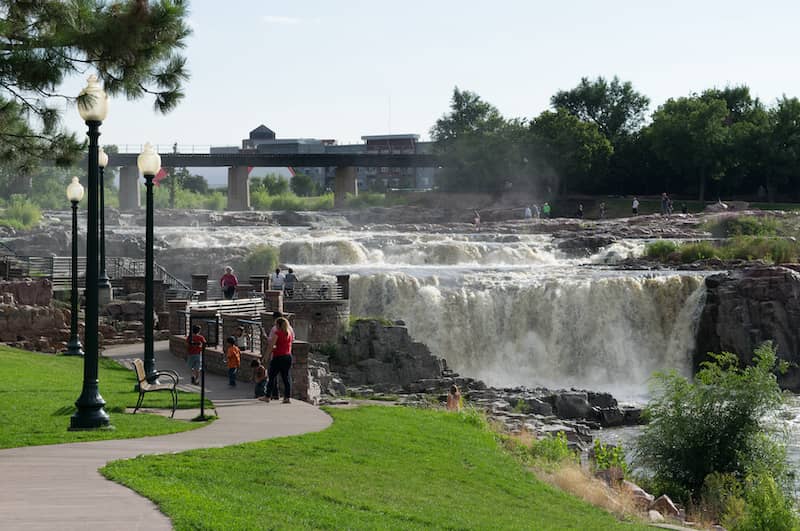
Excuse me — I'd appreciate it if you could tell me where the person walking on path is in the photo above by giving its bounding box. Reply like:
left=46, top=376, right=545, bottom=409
left=220, top=266, right=238, bottom=300
left=225, top=336, right=241, bottom=387
left=265, top=317, right=294, bottom=403
left=252, top=359, right=268, bottom=398
left=632, top=197, right=640, bottom=216
left=270, top=268, right=285, bottom=291
left=186, top=325, right=206, bottom=385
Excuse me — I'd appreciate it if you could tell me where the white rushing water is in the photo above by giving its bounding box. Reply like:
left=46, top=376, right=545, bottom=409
left=116, top=224, right=703, bottom=396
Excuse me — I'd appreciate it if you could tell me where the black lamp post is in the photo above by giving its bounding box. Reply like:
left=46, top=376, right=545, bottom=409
left=97, top=146, right=112, bottom=303
left=64, top=177, right=85, bottom=357
left=138, top=143, right=161, bottom=382
left=70, top=75, right=110, bottom=430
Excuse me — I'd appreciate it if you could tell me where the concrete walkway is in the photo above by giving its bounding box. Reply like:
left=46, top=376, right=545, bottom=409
left=0, top=341, right=332, bottom=530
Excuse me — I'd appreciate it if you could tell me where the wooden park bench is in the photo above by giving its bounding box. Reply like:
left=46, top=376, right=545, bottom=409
left=132, top=359, right=180, bottom=418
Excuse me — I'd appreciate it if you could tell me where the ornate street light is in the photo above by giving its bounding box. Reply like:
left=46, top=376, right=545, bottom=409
left=97, top=146, right=112, bottom=303
left=64, top=177, right=85, bottom=357
left=138, top=142, right=161, bottom=382
left=70, top=74, right=110, bottom=430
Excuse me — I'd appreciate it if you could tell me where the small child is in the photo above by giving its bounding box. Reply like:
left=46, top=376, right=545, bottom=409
left=186, top=325, right=206, bottom=385
left=251, top=359, right=267, bottom=399
left=225, top=336, right=241, bottom=387
left=446, top=385, right=462, bottom=412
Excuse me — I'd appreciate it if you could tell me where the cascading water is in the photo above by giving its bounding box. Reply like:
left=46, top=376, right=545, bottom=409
left=110, top=222, right=705, bottom=396
left=349, top=272, right=705, bottom=397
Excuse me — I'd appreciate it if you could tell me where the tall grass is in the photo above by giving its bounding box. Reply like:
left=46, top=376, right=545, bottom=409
left=251, top=190, right=334, bottom=211
left=0, top=196, right=42, bottom=229
left=646, top=236, right=800, bottom=264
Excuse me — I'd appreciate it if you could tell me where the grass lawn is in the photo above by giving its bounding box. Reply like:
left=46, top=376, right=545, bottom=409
left=102, top=406, right=647, bottom=530
left=0, top=346, right=211, bottom=448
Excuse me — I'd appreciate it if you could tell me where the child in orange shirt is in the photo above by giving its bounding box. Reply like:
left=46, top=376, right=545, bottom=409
left=225, top=336, right=241, bottom=387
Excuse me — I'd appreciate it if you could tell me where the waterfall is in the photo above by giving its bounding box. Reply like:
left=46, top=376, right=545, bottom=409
left=350, top=272, right=705, bottom=397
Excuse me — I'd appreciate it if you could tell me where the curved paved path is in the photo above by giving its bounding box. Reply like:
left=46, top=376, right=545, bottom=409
left=0, top=341, right=332, bottom=530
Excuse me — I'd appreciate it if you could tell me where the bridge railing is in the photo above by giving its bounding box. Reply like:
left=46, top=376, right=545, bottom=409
left=114, top=144, right=212, bottom=154
left=284, top=281, right=344, bottom=301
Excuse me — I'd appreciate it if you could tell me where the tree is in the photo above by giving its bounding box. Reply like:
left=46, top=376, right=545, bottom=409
left=648, top=95, right=730, bottom=201
left=290, top=173, right=319, bottom=197
left=763, top=97, right=800, bottom=200
left=251, top=174, right=289, bottom=196
left=551, top=76, right=650, bottom=142
left=431, top=87, right=523, bottom=193
left=0, top=1, right=191, bottom=171
left=634, top=343, right=788, bottom=502
left=527, top=109, right=612, bottom=195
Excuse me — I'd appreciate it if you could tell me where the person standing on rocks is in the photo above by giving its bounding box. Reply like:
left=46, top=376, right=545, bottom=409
left=473, top=210, right=481, bottom=232
left=220, top=266, right=238, bottom=300
left=632, top=197, right=640, bottom=216
left=524, top=205, right=532, bottom=219
left=599, top=202, right=607, bottom=219
left=660, top=192, right=668, bottom=216
left=576, top=203, right=584, bottom=219
left=542, top=202, right=551, bottom=218
left=265, top=316, right=294, bottom=403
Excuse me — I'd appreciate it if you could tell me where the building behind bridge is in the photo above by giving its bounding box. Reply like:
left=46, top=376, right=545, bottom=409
left=211, top=125, right=436, bottom=191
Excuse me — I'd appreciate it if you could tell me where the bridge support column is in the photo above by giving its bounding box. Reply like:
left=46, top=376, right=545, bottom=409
left=227, top=166, right=250, bottom=211
left=334, top=166, right=358, bottom=208
left=119, top=165, right=141, bottom=211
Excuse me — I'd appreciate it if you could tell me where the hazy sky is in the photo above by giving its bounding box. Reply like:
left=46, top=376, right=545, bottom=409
left=60, top=0, right=800, bottom=151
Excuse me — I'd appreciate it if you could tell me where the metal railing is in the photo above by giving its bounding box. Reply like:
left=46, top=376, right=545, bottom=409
left=284, top=281, right=344, bottom=301
left=0, top=255, right=191, bottom=293
left=114, top=144, right=213, bottom=154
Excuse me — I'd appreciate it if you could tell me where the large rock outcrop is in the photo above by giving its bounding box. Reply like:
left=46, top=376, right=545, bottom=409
left=696, top=266, right=800, bottom=390
left=329, top=319, right=444, bottom=388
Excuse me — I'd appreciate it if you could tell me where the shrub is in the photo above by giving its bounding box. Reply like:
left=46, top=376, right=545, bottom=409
left=529, top=432, right=575, bottom=465
left=0, top=196, right=42, bottom=229
left=634, top=342, right=788, bottom=501
left=679, top=241, right=718, bottom=262
left=721, top=216, right=780, bottom=237
left=251, top=191, right=334, bottom=211
left=202, top=191, right=226, bottom=211
left=734, top=473, right=800, bottom=531
left=645, top=240, right=678, bottom=260
left=592, top=439, right=627, bottom=476
left=343, top=192, right=386, bottom=208
left=237, top=245, right=279, bottom=280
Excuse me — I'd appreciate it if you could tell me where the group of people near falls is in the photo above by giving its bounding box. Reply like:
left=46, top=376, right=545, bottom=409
left=186, top=310, right=295, bottom=403
left=219, top=266, right=298, bottom=300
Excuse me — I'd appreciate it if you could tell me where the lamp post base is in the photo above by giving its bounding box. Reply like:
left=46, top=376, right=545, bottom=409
left=63, top=337, right=84, bottom=357
left=98, top=280, right=113, bottom=305
left=69, top=388, right=110, bottom=429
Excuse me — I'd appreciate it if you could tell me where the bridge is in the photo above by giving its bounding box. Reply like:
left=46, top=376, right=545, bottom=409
left=105, top=151, right=441, bottom=211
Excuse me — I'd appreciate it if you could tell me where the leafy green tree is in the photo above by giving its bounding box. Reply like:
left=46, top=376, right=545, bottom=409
left=251, top=174, right=290, bottom=196
left=763, top=97, right=800, bottom=200
left=290, top=173, right=319, bottom=197
left=551, top=76, right=650, bottom=141
left=431, top=88, right=526, bottom=193
left=528, top=109, right=612, bottom=195
left=0, top=0, right=191, bottom=171
left=648, top=95, right=730, bottom=201
left=634, top=343, right=788, bottom=501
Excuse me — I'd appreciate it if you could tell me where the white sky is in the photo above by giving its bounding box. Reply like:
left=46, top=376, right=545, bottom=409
left=59, top=0, right=800, bottom=151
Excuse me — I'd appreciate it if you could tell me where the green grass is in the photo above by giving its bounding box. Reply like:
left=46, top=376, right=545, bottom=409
left=0, top=346, right=211, bottom=448
left=102, top=406, right=646, bottom=530
left=645, top=236, right=800, bottom=265
left=0, top=196, right=42, bottom=229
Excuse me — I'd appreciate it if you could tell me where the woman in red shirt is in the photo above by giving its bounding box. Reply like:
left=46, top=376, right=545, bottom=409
left=220, top=266, right=238, bottom=300
left=265, top=317, right=294, bottom=403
